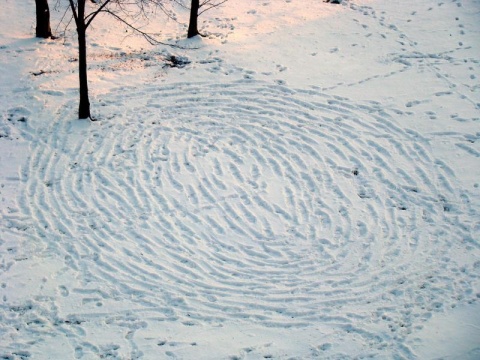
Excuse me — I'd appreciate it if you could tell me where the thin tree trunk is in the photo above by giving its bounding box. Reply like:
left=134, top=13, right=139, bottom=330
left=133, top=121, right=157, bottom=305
left=187, top=0, right=200, bottom=38
left=77, top=1, right=91, bottom=119
left=35, top=0, right=52, bottom=38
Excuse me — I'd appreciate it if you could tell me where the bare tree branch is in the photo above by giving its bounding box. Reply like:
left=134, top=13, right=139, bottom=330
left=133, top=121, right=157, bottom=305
left=198, top=0, right=228, bottom=16
left=170, top=0, right=189, bottom=10
left=149, top=0, right=182, bottom=23
left=85, top=0, right=113, bottom=29
left=68, top=0, right=79, bottom=24
left=101, top=8, right=196, bottom=49
left=55, top=3, right=75, bottom=36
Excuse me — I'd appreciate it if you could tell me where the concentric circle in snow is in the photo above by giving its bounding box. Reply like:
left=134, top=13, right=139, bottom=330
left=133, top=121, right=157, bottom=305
left=22, top=80, right=477, bottom=328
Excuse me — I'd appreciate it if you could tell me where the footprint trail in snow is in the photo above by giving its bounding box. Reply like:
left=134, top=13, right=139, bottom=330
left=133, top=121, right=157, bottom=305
left=11, top=80, right=479, bottom=354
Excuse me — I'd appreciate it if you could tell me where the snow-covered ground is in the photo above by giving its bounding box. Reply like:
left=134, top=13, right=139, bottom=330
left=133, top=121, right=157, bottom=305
left=1, top=0, right=479, bottom=358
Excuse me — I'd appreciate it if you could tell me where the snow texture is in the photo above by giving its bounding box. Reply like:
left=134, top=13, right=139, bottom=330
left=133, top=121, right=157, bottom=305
left=1, top=0, right=479, bottom=359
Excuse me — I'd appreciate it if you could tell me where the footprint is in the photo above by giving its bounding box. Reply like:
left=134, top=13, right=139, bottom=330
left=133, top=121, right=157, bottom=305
left=74, top=346, right=83, bottom=359
left=7, top=106, right=30, bottom=123
left=41, top=90, right=64, bottom=96
left=59, top=285, right=69, bottom=297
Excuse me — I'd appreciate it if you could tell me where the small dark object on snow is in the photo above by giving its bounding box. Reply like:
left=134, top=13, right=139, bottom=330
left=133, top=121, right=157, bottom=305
left=31, top=70, right=46, bottom=76
left=325, top=0, right=342, bottom=3
left=164, top=55, right=191, bottom=69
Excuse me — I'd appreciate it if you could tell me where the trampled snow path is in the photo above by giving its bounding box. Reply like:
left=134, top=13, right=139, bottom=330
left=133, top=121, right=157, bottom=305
left=4, top=79, right=479, bottom=357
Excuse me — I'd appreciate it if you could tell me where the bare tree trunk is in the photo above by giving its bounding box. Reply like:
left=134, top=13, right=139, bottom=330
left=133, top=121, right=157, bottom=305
left=67, top=0, right=168, bottom=119
left=187, top=0, right=200, bottom=38
left=77, top=26, right=90, bottom=119
left=35, top=0, right=52, bottom=38
left=75, top=1, right=91, bottom=119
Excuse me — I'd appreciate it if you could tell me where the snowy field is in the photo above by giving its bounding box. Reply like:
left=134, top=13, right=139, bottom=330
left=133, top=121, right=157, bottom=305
left=1, top=0, right=480, bottom=358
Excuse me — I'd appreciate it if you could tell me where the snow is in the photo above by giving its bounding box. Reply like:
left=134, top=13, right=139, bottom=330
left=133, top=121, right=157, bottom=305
left=1, top=0, right=479, bottom=358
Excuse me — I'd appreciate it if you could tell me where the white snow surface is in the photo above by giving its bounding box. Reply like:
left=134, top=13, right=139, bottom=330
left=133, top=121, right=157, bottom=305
left=1, top=0, right=480, bottom=359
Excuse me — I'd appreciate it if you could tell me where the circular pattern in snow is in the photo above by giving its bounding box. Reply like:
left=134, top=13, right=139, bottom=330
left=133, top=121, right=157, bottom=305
left=23, top=80, right=477, bottom=329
